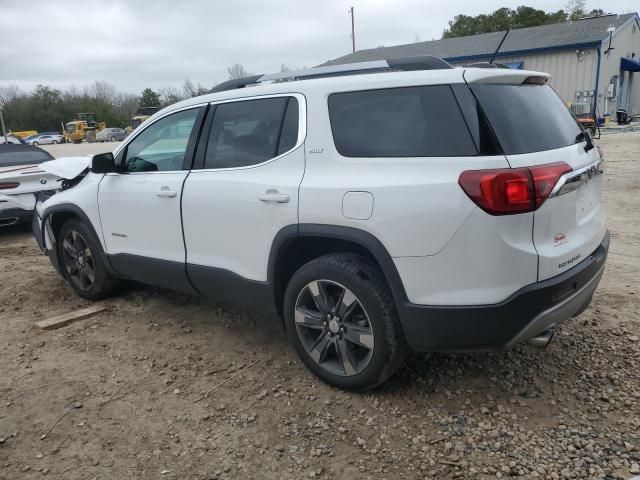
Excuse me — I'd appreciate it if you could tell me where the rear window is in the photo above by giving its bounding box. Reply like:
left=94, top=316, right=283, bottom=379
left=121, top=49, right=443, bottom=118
left=0, top=146, right=53, bottom=166
left=328, top=85, right=477, bottom=157
left=470, top=84, right=582, bottom=155
left=204, top=97, right=298, bottom=169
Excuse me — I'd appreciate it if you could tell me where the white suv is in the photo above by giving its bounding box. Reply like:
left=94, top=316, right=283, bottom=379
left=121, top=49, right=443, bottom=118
left=33, top=57, right=608, bottom=390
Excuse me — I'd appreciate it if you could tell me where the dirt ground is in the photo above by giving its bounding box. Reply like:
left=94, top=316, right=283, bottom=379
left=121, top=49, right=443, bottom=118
left=1, top=133, right=639, bottom=480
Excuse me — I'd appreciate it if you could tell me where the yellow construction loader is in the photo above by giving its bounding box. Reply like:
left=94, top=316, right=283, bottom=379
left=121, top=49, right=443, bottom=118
left=125, top=107, right=159, bottom=134
left=63, top=113, right=106, bottom=144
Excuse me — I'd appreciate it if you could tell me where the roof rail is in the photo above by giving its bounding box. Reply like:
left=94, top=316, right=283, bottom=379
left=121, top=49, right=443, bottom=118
left=209, top=56, right=454, bottom=93
left=209, top=74, right=263, bottom=93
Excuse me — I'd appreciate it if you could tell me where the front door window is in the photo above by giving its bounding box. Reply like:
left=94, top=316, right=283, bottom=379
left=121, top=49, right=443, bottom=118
left=123, top=108, right=199, bottom=172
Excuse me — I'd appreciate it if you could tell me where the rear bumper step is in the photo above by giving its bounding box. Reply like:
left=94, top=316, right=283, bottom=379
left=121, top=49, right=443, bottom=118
left=398, top=230, right=609, bottom=352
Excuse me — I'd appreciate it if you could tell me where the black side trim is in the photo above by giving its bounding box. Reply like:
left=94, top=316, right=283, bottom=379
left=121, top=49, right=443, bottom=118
left=40, top=203, right=117, bottom=276
left=187, top=264, right=274, bottom=311
left=400, top=231, right=610, bottom=352
left=109, top=253, right=198, bottom=295
left=192, top=104, right=216, bottom=170
left=182, top=105, right=209, bottom=171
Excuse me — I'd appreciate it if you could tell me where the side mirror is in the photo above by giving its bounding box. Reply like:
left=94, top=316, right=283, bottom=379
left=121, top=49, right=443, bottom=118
left=91, top=152, right=117, bottom=173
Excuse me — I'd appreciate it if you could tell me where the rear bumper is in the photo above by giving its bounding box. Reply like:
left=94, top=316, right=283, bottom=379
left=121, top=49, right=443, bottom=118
left=0, top=207, right=33, bottom=226
left=399, top=230, right=609, bottom=352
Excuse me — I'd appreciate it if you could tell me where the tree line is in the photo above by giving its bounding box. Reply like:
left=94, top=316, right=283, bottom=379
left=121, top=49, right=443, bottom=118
left=0, top=78, right=214, bottom=133
left=443, top=1, right=606, bottom=38
left=0, top=62, right=293, bottom=133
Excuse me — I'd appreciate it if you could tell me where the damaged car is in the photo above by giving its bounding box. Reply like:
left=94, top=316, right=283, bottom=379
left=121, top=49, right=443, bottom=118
left=0, top=144, right=58, bottom=227
left=32, top=58, right=608, bottom=390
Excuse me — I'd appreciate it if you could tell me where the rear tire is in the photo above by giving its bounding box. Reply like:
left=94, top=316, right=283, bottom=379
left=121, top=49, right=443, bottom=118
left=32, top=141, right=38, bottom=146
left=110, top=136, right=116, bottom=142
left=284, top=253, right=406, bottom=390
left=57, top=219, right=121, bottom=300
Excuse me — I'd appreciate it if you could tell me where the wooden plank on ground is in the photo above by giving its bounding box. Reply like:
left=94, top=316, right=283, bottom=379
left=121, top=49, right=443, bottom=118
left=35, top=305, right=107, bottom=330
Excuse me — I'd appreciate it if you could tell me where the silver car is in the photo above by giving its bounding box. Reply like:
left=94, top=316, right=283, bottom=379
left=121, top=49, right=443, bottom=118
left=96, top=128, right=127, bottom=142
left=27, top=134, right=63, bottom=146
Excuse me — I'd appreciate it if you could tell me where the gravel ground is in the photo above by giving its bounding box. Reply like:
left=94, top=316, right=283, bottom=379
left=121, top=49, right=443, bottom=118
left=0, top=132, right=639, bottom=479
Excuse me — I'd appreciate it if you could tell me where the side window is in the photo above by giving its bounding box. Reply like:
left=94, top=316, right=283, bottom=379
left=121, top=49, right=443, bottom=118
left=328, top=85, right=477, bottom=157
left=204, top=97, right=297, bottom=169
left=123, top=108, right=199, bottom=172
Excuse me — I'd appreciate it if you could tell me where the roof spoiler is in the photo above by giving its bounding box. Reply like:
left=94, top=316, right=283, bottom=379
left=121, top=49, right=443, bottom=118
left=209, top=56, right=454, bottom=93
left=465, top=62, right=511, bottom=69
left=463, top=68, right=550, bottom=85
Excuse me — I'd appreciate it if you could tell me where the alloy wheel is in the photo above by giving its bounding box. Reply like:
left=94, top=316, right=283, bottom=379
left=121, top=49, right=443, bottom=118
left=61, top=230, right=95, bottom=291
left=294, top=280, right=374, bottom=377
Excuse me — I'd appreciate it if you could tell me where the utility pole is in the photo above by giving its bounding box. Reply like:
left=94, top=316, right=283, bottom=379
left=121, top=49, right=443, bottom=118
left=0, top=101, right=7, bottom=144
left=349, top=6, right=355, bottom=53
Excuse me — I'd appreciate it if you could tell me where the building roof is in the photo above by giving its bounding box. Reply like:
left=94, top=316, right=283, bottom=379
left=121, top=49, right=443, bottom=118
left=322, top=13, right=639, bottom=66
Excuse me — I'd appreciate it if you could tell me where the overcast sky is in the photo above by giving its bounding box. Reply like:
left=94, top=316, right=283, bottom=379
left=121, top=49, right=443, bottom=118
left=1, top=0, right=637, bottom=94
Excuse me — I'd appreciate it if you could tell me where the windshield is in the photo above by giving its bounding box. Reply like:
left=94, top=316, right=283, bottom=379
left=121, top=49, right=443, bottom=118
left=65, top=123, right=76, bottom=133
left=131, top=118, right=144, bottom=129
left=470, top=84, right=582, bottom=155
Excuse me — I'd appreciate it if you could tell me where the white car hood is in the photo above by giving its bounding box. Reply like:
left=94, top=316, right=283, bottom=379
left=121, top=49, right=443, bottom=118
left=39, top=156, right=91, bottom=180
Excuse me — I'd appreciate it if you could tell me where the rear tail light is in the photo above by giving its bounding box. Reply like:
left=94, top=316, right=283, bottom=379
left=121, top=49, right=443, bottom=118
left=458, top=162, right=572, bottom=215
left=0, top=182, right=20, bottom=190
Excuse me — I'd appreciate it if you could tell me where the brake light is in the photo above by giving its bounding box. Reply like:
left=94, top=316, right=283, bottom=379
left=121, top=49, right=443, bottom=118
left=458, top=162, right=572, bottom=215
left=529, top=162, right=572, bottom=207
left=0, top=182, right=20, bottom=190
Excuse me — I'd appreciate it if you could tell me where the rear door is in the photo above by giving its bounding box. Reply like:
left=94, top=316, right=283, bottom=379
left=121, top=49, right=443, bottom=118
left=181, top=94, right=305, bottom=302
left=469, top=77, right=606, bottom=281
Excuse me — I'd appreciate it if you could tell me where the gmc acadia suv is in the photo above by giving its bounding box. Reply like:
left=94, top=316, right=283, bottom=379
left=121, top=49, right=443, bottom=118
left=33, top=57, right=608, bottom=390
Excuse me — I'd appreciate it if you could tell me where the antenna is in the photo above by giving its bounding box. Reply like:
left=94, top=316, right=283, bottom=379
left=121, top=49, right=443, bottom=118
left=349, top=7, right=356, bottom=53
left=489, top=29, right=510, bottom=64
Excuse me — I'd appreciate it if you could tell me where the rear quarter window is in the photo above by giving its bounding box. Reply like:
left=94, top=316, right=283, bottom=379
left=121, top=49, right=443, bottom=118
left=470, top=84, right=582, bottom=155
left=328, top=85, right=477, bottom=157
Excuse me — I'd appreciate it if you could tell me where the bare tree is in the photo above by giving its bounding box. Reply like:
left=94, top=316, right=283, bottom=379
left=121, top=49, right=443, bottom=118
left=565, top=0, right=586, bottom=20
left=91, top=80, right=117, bottom=103
left=183, top=78, right=197, bottom=98
left=0, top=85, right=23, bottom=103
left=195, top=83, right=209, bottom=95
left=116, top=93, right=140, bottom=120
left=227, top=64, right=253, bottom=80
left=158, top=86, right=182, bottom=107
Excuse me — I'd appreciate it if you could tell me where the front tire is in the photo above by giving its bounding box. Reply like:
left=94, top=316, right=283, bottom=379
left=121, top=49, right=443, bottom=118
left=32, top=141, right=38, bottom=146
left=57, top=219, right=121, bottom=300
left=284, top=254, right=406, bottom=390
left=110, top=136, right=116, bottom=142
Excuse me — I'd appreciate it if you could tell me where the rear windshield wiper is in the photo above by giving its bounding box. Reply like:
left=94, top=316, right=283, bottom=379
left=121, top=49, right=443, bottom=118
left=575, top=131, right=595, bottom=152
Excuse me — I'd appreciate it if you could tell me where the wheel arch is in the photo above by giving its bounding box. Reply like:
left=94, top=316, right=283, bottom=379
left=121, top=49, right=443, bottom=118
left=269, top=224, right=408, bottom=316
left=41, top=203, right=116, bottom=276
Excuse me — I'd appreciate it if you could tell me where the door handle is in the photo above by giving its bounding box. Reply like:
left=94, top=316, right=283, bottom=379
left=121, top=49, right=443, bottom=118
left=259, top=189, right=290, bottom=203
left=157, top=187, right=178, bottom=198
